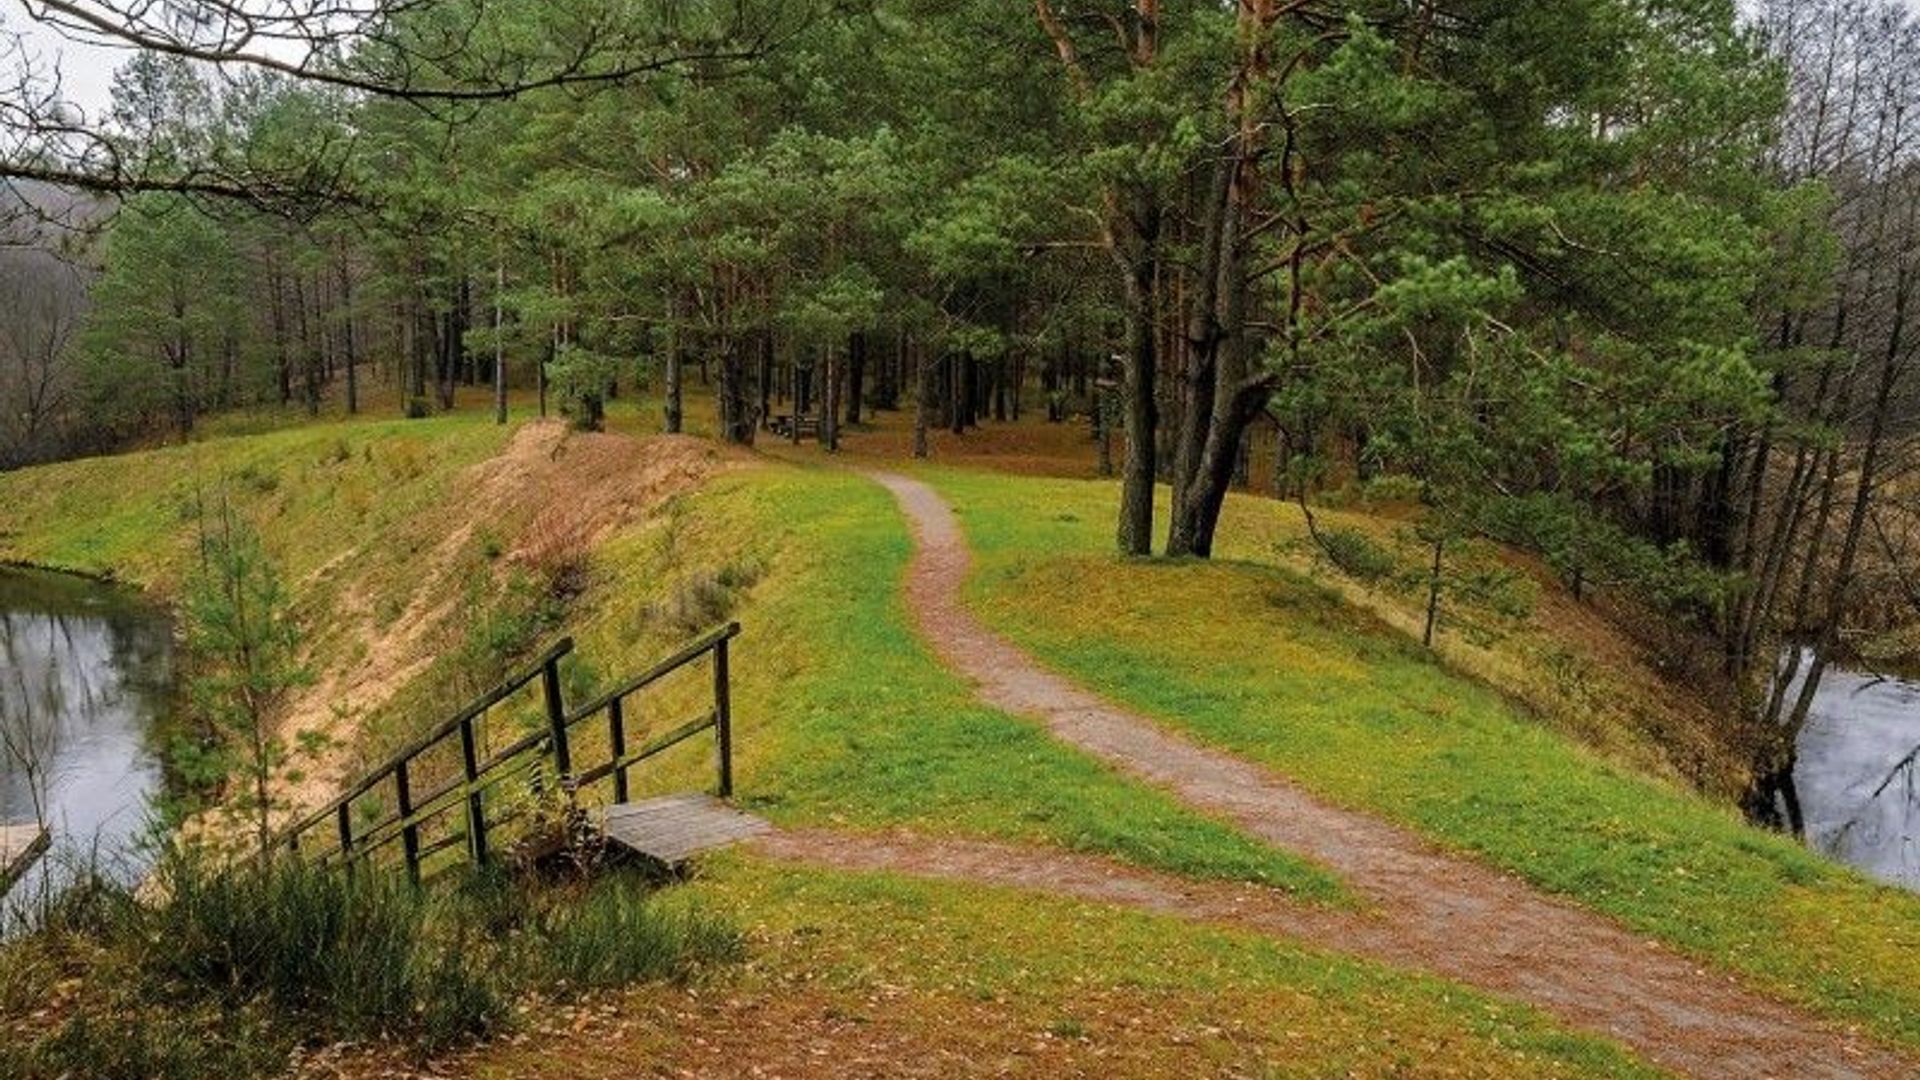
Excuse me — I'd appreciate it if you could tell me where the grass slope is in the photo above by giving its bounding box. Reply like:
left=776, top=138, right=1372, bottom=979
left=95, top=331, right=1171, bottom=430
left=0, top=416, right=509, bottom=588
left=926, top=466, right=1920, bottom=1049
left=555, top=463, right=1337, bottom=896
left=0, top=414, right=1330, bottom=894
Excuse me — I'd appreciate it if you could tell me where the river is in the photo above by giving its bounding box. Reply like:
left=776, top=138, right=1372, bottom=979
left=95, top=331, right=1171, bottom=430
left=1793, top=656, right=1920, bottom=890
left=0, top=568, right=173, bottom=906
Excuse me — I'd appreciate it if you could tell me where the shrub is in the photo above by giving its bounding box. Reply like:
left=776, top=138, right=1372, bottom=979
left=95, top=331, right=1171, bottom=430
left=1359, top=474, right=1427, bottom=506
left=545, top=345, right=617, bottom=432
left=532, top=872, right=743, bottom=995
left=232, top=463, right=279, bottom=494
left=1316, top=527, right=1398, bottom=583
left=0, top=847, right=740, bottom=1080
left=645, top=561, right=764, bottom=637
left=517, top=512, right=592, bottom=600
left=382, top=440, right=429, bottom=480
left=453, top=569, right=570, bottom=688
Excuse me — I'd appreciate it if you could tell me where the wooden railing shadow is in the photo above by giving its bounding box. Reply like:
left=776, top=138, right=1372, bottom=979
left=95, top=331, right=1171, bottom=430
left=280, top=622, right=739, bottom=882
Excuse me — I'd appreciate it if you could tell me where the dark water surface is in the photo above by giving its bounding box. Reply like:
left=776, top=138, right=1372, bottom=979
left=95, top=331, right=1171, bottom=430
left=1792, top=657, right=1920, bottom=890
left=0, top=568, right=173, bottom=899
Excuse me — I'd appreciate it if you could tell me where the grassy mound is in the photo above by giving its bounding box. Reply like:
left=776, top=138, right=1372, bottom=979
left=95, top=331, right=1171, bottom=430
left=552, top=464, right=1339, bottom=896
left=10, top=409, right=1914, bottom=1071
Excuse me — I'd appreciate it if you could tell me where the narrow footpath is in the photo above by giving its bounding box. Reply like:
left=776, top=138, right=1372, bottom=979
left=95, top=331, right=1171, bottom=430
left=759, top=472, right=1914, bottom=1080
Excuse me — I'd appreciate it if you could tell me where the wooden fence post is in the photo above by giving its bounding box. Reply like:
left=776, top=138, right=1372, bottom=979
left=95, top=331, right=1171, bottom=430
left=714, top=636, right=733, bottom=798
left=396, top=759, right=420, bottom=885
left=459, top=715, right=488, bottom=865
left=544, top=656, right=571, bottom=779
left=609, top=697, right=630, bottom=804
left=336, top=802, right=354, bottom=872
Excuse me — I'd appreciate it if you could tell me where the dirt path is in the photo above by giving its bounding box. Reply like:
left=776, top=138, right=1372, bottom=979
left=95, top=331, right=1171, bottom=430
left=856, top=471, right=1913, bottom=1080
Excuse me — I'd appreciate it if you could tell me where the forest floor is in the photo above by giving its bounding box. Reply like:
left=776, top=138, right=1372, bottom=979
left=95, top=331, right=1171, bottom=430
left=5, top=397, right=1920, bottom=1078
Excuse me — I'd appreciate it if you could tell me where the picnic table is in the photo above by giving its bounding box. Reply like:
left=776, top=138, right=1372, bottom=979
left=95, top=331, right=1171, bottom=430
left=768, top=413, right=822, bottom=440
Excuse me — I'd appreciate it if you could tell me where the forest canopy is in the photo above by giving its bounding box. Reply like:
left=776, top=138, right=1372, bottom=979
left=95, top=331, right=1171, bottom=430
left=3, top=1, right=1919, bottom=818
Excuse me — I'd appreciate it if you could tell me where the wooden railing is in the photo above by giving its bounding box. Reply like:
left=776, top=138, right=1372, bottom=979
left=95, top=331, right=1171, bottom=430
left=280, top=622, right=740, bottom=882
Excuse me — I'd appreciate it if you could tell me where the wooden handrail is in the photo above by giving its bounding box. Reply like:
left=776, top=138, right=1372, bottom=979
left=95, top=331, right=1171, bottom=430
left=348, top=749, right=548, bottom=860
left=566, top=622, right=740, bottom=723
left=279, top=624, right=740, bottom=881
left=283, top=637, right=574, bottom=841
left=575, top=710, right=716, bottom=788
left=353, top=710, right=721, bottom=861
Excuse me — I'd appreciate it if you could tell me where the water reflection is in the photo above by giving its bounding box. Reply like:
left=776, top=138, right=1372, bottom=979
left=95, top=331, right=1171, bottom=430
left=0, top=569, right=172, bottom=899
left=1792, top=658, right=1920, bottom=890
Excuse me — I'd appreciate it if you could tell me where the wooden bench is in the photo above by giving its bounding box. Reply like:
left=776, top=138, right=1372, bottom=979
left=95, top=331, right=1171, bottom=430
left=768, top=413, right=822, bottom=440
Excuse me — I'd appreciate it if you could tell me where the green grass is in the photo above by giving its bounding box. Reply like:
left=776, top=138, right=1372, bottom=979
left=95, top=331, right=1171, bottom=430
left=924, top=466, right=1920, bottom=1050
left=557, top=463, right=1340, bottom=897
left=0, top=415, right=509, bottom=589
left=0, top=852, right=736, bottom=1080
left=650, top=854, right=1669, bottom=1079
left=15, top=409, right=1896, bottom=1071
left=0, top=414, right=1336, bottom=896
left=0, top=412, right=540, bottom=795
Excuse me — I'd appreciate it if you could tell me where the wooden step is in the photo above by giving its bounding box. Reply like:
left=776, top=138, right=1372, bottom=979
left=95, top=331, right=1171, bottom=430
left=600, top=794, right=769, bottom=868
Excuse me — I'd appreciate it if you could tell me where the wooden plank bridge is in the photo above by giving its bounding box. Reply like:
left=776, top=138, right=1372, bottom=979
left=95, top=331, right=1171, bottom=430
left=280, top=622, right=766, bottom=879
left=603, top=794, right=770, bottom=865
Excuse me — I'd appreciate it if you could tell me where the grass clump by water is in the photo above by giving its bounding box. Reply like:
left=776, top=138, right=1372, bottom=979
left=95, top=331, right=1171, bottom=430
left=0, top=852, right=739, bottom=1080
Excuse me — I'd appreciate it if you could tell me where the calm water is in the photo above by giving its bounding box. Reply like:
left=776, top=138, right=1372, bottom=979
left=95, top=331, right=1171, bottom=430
left=0, top=568, right=173, bottom=899
left=1792, top=657, right=1920, bottom=890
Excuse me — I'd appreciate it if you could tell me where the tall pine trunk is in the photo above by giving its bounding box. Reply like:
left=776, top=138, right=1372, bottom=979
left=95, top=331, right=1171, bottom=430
left=845, top=331, right=866, bottom=426
left=913, top=337, right=931, bottom=459
left=492, top=258, right=506, bottom=425
left=1116, top=223, right=1161, bottom=557
left=664, top=331, right=684, bottom=434
left=340, top=255, right=359, bottom=416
